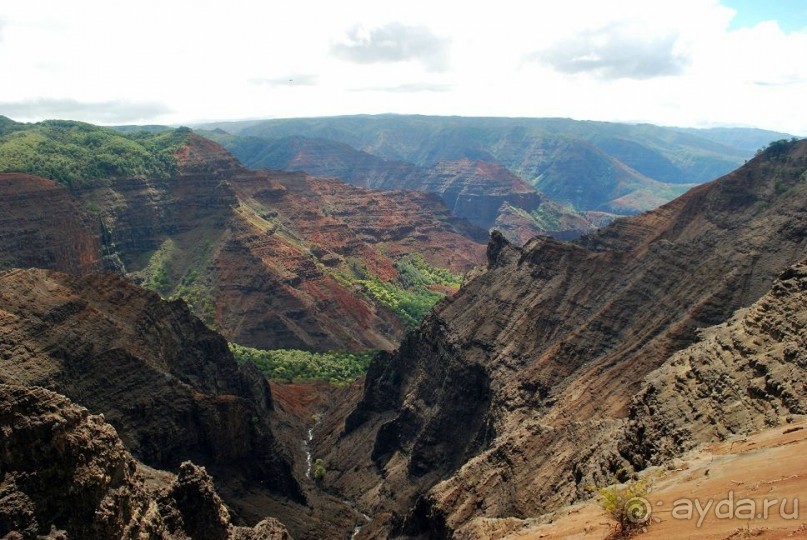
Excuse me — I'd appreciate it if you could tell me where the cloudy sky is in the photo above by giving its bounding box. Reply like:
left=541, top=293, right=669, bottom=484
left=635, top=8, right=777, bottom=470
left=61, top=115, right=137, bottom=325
left=1, top=0, right=805, bottom=133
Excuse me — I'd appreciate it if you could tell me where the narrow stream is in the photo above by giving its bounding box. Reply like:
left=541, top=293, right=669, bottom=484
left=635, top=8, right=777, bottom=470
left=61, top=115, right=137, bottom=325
left=303, top=412, right=371, bottom=538
left=304, top=426, right=314, bottom=479
left=350, top=512, right=371, bottom=539
left=303, top=414, right=320, bottom=479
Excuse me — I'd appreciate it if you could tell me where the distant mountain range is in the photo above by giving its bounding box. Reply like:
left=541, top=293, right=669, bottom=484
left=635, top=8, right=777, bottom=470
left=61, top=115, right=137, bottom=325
left=198, top=115, right=792, bottom=244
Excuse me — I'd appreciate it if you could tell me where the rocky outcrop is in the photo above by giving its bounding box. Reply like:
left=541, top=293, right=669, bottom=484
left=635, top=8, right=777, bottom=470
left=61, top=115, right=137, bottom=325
left=0, top=268, right=301, bottom=502
left=0, top=383, right=291, bottom=539
left=449, top=258, right=807, bottom=538
left=420, top=159, right=541, bottom=229
left=493, top=200, right=613, bottom=244
left=124, top=135, right=486, bottom=351
left=622, top=259, right=807, bottom=467
left=0, top=173, right=103, bottom=274
left=320, top=140, right=807, bottom=536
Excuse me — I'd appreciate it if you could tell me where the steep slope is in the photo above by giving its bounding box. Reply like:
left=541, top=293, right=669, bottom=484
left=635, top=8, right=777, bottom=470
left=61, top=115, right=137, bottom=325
left=216, top=163, right=486, bottom=351
left=0, top=268, right=301, bottom=502
left=317, top=140, right=807, bottom=536
left=0, top=268, right=385, bottom=539
left=459, top=258, right=807, bottom=538
left=0, top=384, right=291, bottom=539
left=467, top=417, right=807, bottom=539
left=623, top=259, right=806, bottom=465
left=0, top=173, right=104, bottom=274
left=414, top=159, right=541, bottom=229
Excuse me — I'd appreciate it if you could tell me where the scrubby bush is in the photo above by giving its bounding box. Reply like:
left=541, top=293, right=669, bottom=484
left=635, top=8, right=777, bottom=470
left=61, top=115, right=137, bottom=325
left=590, top=472, right=653, bottom=538
left=355, top=253, right=463, bottom=329
left=313, top=458, right=326, bottom=482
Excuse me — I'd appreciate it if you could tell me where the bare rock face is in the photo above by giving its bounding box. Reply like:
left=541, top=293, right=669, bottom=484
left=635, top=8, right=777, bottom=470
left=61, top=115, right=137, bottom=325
left=0, top=384, right=291, bottom=539
left=0, top=173, right=103, bottom=274
left=622, top=259, right=807, bottom=466
left=416, top=159, right=541, bottom=230
left=0, top=268, right=301, bottom=503
left=74, top=134, right=486, bottom=351
left=322, top=140, right=807, bottom=535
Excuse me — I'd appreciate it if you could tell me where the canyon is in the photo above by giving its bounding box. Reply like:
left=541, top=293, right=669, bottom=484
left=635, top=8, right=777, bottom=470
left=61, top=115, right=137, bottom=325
left=207, top=133, right=603, bottom=241
left=0, top=117, right=804, bottom=539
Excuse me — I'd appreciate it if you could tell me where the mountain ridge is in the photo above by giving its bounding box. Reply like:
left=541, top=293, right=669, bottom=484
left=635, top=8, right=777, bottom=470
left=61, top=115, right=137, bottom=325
left=199, top=114, right=779, bottom=218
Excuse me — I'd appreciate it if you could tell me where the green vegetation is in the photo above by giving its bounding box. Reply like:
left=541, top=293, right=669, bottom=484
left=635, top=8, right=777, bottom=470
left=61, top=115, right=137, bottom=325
left=354, top=253, right=462, bottom=329
left=757, top=137, right=802, bottom=159
left=395, top=252, right=463, bottom=289
left=356, top=278, right=443, bottom=329
left=138, top=238, right=177, bottom=296
left=229, top=343, right=376, bottom=384
left=0, top=119, right=190, bottom=188
left=313, top=458, right=326, bottom=482
left=134, top=235, right=218, bottom=328
left=172, top=269, right=217, bottom=327
left=589, top=471, right=655, bottom=538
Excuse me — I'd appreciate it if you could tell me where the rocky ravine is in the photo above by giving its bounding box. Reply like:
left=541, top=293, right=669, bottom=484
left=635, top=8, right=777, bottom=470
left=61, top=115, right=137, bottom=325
left=0, top=269, right=317, bottom=532
left=458, top=257, right=807, bottom=538
left=0, top=267, right=391, bottom=538
left=0, top=383, right=291, bottom=539
left=315, top=140, right=807, bottom=537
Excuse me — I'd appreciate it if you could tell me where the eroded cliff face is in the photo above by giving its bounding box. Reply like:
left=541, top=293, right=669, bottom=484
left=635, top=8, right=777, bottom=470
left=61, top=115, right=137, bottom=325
left=0, top=173, right=103, bottom=274
left=320, top=140, right=807, bottom=536
left=622, top=259, right=807, bottom=467
left=451, top=258, right=807, bottom=538
left=405, top=159, right=542, bottom=230
left=215, top=164, right=486, bottom=351
left=133, top=135, right=486, bottom=351
left=0, top=383, right=291, bottom=540
left=0, top=268, right=301, bottom=503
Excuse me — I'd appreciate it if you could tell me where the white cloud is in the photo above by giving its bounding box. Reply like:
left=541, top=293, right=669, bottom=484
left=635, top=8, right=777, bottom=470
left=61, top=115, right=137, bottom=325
left=0, top=0, right=804, bottom=134
left=0, top=98, right=171, bottom=124
left=352, top=83, right=452, bottom=93
left=332, top=23, right=450, bottom=72
left=528, top=22, right=689, bottom=80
